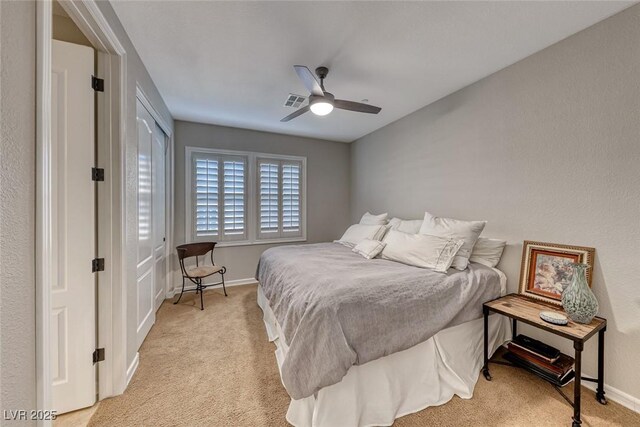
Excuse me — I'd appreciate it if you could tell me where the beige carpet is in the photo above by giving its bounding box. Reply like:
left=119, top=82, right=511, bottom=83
left=89, top=284, right=639, bottom=426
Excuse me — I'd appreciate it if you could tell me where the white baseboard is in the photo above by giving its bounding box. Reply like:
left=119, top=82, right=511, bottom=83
left=223, top=277, right=259, bottom=287
left=166, top=277, right=257, bottom=298
left=126, top=352, right=139, bottom=386
left=583, top=381, right=640, bottom=413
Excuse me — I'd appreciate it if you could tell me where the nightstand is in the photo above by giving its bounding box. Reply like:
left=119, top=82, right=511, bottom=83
left=483, top=293, right=607, bottom=427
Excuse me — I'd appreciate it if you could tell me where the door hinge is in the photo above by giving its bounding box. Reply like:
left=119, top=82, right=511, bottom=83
left=93, top=348, right=105, bottom=364
left=91, top=75, right=104, bottom=92
left=92, top=167, right=105, bottom=182
left=92, top=258, right=105, bottom=273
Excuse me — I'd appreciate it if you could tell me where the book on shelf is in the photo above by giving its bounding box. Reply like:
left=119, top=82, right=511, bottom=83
left=507, top=343, right=574, bottom=377
left=503, top=351, right=575, bottom=387
left=511, top=334, right=561, bottom=363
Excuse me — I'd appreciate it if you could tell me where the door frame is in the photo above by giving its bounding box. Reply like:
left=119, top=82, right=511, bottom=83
left=36, top=0, right=128, bottom=421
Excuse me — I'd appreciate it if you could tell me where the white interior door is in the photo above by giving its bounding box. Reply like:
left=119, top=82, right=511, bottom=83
left=152, top=123, right=167, bottom=311
left=51, top=40, right=97, bottom=414
left=136, top=100, right=156, bottom=348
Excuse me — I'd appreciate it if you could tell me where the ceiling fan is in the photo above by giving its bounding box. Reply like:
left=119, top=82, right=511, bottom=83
left=281, top=65, right=382, bottom=122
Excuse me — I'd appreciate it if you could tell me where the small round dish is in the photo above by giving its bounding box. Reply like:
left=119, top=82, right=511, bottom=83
left=539, top=311, right=568, bottom=325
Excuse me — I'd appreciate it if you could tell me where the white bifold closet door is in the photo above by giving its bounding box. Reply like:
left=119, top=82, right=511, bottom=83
left=51, top=40, right=97, bottom=414
left=136, top=99, right=167, bottom=349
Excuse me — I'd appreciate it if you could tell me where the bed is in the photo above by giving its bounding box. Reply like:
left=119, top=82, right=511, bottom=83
left=256, top=242, right=510, bottom=427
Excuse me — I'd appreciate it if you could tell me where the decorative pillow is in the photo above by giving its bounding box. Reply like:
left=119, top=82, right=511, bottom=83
left=388, top=217, right=423, bottom=234
left=387, top=217, right=401, bottom=228
left=381, top=229, right=464, bottom=272
left=359, top=211, right=389, bottom=226
left=352, top=239, right=386, bottom=260
left=418, top=212, right=487, bottom=270
left=469, top=237, right=506, bottom=268
left=373, top=225, right=388, bottom=241
left=336, top=224, right=387, bottom=247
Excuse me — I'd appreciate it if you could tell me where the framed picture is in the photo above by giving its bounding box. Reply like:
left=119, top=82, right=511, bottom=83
left=518, top=241, right=595, bottom=305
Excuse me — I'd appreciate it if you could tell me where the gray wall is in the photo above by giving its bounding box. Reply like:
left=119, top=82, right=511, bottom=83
left=0, top=0, right=37, bottom=418
left=351, top=5, right=640, bottom=400
left=174, top=121, right=351, bottom=282
left=94, top=1, right=174, bottom=371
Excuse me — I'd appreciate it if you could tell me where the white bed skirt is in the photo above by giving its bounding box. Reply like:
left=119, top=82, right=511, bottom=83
left=257, top=285, right=511, bottom=427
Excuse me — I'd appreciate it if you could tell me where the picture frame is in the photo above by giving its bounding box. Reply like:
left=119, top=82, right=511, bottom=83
left=518, top=241, right=595, bottom=305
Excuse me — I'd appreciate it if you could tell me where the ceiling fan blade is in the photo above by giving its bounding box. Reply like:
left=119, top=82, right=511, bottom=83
left=280, top=105, right=310, bottom=122
left=294, top=65, right=324, bottom=96
left=334, top=99, right=381, bottom=114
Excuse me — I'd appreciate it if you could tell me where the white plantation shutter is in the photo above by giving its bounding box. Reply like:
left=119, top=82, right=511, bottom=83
left=257, top=158, right=303, bottom=239
left=282, top=162, right=301, bottom=233
left=223, top=159, right=246, bottom=237
left=192, top=153, right=247, bottom=241
left=259, top=162, right=279, bottom=234
left=194, top=158, right=219, bottom=235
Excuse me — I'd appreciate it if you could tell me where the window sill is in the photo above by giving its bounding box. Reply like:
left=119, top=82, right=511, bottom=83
left=206, top=237, right=307, bottom=248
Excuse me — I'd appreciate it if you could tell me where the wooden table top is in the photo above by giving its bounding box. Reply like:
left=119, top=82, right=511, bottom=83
left=484, top=293, right=606, bottom=342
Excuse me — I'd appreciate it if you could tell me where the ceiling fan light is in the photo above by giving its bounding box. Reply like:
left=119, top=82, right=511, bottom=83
left=310, top=101, right=334, bottom=116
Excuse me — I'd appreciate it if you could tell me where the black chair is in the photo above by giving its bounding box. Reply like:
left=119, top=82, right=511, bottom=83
left=174, top=242, right=227, bottom=310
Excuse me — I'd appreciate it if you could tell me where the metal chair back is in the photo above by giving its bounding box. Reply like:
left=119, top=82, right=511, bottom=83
left=176, top=242, right=217, bottom=276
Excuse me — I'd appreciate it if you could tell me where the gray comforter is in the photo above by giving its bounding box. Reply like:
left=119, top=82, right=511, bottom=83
left=256, top=242, right=502, bottom=400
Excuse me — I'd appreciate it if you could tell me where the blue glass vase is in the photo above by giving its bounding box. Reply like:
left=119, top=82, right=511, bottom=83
left=561, top=263, right=598, bottom=324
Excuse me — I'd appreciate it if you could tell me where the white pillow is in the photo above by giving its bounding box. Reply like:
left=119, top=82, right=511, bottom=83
left=469, top=237, right=506, bottom=268
left=360, top=211, right=389, bottom=225
left=388, top=217, right=423, bottom=234
left=381, top=230, right=464, bottom=272
left=418, top=212, right=486, bottom=270
left=352, top=239, right=386, bottom=259
left=337, top=224, right=387, bottom=247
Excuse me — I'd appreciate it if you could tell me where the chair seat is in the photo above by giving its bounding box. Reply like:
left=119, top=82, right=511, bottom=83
left=186, top=265, right=223, bottom=278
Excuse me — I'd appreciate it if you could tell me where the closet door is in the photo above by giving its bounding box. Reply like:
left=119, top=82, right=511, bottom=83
left=152, top=123, right=167, bottom=311
left=136, top=100, right=156, bottom=348
left=136, top=99, right=168, bottom=347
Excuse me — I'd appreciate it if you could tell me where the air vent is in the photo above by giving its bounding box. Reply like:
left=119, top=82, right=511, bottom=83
left=284, top=94, right=306, bottom=108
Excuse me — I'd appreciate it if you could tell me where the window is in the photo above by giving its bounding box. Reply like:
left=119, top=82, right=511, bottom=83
left=257, top=158, right=303, bottom=239
left=186, top=147, right=305, bottom=246
left=191, top=151, right=247, bottom=242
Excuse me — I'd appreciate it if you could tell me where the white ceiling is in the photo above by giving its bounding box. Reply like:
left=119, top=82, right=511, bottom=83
left=112, top=1, right=633, bottom=142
